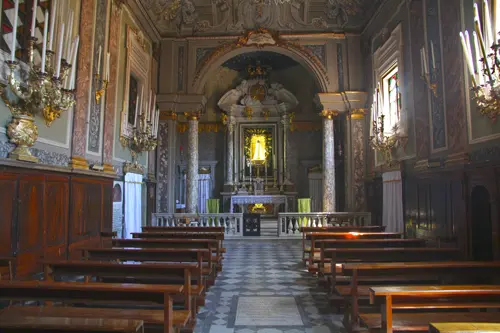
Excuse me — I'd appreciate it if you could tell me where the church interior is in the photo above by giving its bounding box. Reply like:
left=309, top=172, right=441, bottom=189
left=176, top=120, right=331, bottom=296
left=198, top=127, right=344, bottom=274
left=2, top=0, right=500, bottom=332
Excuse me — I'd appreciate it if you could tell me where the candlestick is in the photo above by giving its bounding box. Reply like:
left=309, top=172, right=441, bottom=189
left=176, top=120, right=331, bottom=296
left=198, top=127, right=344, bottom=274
left=473, top=31, right=485, bottom=85
left=31, top=0, right=38, bottom=38
left=430, top=42, right=436, bottom=70
left=96, top=45, right=102, bottom=75
left=70, top=36, right=79, bottom=89
left=65, top=10, right=74, bottom=60
left=48, top=0, right=57, bottom=50
left=55, top=23, right=64, bottom=77
left=105, top=52, right=110, bottom=81
left=484, top=0, right=493, bottom=48
left=134, top=94, right=139, bottom=127
left=422, top=47, right=429, bottom=75
left=10, top=0, right=19, bottom=62
left=41, top=10, right=49, bottom=73
left=475, top=13, right=494, bottom=82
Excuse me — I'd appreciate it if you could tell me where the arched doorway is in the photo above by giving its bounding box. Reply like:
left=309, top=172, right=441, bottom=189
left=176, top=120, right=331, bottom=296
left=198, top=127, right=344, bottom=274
left=471, top=185, right=493, bottom=260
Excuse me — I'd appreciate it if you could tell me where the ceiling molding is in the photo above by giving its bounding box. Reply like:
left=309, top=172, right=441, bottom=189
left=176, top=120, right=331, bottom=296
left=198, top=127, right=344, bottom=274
left=126, top=0, right=161, bottom=42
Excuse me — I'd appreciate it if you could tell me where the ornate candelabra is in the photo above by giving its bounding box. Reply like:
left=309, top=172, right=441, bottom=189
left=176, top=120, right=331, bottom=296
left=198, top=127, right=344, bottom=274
left=460, top=1, right=500, bottom=121
left=120, top=112, right=158, bottom=173
left=1, top=37, right=77, bottom=162
left=369, top=114, right=404, bottom=165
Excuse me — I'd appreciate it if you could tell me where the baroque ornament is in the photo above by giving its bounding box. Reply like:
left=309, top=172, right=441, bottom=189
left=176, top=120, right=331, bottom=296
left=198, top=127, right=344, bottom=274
left=193, top=28, right=329, bottom=88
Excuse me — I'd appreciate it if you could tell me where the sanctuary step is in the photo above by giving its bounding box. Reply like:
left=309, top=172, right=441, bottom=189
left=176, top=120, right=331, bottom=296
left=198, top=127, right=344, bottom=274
left=261, top=218, right=278, bottom=236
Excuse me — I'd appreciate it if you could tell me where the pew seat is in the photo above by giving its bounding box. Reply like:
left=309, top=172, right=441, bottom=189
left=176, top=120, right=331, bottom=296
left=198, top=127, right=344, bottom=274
left=429, top=322, right=500, bottom=333
left=360, top=312, right=500, bottom=332
left=0, top=311, right=144, bottom=333
left=1, top=306, right=191, bottom=330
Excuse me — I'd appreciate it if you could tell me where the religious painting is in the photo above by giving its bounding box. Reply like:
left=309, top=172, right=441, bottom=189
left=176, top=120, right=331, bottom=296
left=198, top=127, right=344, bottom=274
left=120, top=26, right=151, bottom=139
left=241, top=126, right=276, bottom=179
left=127, top=75, right=139, bottom=127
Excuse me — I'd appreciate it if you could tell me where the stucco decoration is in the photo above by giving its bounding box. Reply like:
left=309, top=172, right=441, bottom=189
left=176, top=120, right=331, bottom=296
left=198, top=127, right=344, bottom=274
left=139, top=0, right=383, bottom=36
left=192, top=29, right=329, bottom=91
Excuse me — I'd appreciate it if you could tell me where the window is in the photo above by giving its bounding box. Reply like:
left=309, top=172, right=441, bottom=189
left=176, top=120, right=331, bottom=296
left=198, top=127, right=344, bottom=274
left=382, top=66, right=400, bottom=135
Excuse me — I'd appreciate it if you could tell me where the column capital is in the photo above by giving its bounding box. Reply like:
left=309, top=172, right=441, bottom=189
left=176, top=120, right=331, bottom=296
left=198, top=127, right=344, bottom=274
left=319, top=109, right=339, bottom=119
left=349, top=108, right=367, bottom=120
left=160, top=110, right=177, bottom=121
left=184, top=111, right=201, bottom=121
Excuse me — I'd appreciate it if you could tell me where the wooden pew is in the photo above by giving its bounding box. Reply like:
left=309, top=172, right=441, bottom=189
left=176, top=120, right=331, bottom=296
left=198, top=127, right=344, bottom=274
left=131, top=232, right=225, bottom=251
left=309, top=238, right=426, bottom=272
left=82, top=247, right=212, bottom=289
left=112, top=238, right=222, bottom=273
left=42, top=260, right=202, bottom=323
left=0, top=280, right=184, bottom=333
left=0, top=256, right=14, bottom=280
left=341, top=261, right=500, bottom=329
left=306, top=232, right=402, bottom=264
left=364, top=285, right=500, bottom=333
left=429, top=322, right=500, bottom=333
left=143, top=226, right=224, bottom=233
left=300, top=226, right=386, bottom=260
left=0, top=311, right=144, bottom=333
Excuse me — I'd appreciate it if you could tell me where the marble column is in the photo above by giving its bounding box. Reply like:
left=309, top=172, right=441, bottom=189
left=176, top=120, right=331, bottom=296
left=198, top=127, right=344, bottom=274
left=225, top=115, right=235, bottom=185
left=320, top=110, right=337, bottom=212
left=69, top=0, right=95, bottom=170
left=347, top=109, right=367, bottom=211
left=185, top=112, right=200, bottom=213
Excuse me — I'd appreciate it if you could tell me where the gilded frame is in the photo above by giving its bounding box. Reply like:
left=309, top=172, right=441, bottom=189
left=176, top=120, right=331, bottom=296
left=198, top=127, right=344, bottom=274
left=120, top=26, right=151, bottom=139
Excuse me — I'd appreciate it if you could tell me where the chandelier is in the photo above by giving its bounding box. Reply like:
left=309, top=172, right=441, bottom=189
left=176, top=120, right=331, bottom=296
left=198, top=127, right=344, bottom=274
left=459, top=0, right=500, bottom=121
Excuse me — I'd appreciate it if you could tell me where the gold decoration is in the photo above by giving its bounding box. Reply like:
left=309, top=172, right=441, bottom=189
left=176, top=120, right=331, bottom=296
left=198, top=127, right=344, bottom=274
left=220, top=113, right=228, bottom=125
left=289, top=112, right=295, bottom=131
left=244, top=106, right=253, bottom=120
left=102, top=163, right=116, bottom=174
left=177, top=122, right=221, bottom=133
left=6, top=114, right=39, bottom=162
left=95, top=73, right=109, bottom=104
left=261, top=109, right=270, bottom=120
left=350, top=108, right=366, bottom=120
left=121, top=111, right=158, bottom=172
left=289, top=121, right=322, bottom=132
left=319, top=109, right=338, bottom=119
left=193, top=29, right=329, bottom=87
left=160, top=110, right=177, bottom=120
left=369, top=114, right=407, bottom=166
left=69, top=156, right=90, bottom=170
left=184, top=111, right=201, bottom=121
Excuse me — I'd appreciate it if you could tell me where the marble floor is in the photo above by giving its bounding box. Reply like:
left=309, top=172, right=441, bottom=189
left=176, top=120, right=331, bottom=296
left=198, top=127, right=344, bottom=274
left=194, top=239, right=344, bottom=333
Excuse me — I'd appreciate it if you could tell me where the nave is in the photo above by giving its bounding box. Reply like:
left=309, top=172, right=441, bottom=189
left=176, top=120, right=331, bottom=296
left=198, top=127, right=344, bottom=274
left=194, top=240, right=340, bottom=333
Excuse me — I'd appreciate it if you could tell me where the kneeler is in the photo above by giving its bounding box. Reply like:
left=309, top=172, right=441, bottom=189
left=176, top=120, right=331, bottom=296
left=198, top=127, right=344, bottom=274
left=298, top=198, right=311, bottom=227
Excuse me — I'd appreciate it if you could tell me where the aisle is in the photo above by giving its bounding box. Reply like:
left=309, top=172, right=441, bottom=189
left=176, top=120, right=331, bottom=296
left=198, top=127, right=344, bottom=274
left=194, top=239, right=343, bottom=333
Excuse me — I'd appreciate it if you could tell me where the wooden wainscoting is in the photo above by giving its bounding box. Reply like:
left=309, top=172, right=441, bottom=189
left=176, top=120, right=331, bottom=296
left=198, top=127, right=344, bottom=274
left=0, top=162, right=113, bottom=278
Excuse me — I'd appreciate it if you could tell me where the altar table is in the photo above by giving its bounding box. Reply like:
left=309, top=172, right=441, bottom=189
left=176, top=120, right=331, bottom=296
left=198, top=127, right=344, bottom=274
left=230, top=195, right=287, bottom=213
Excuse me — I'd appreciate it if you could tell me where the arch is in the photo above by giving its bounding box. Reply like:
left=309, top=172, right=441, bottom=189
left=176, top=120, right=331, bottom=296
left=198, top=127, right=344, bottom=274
left=113, top=183, right=122, bottom=203
left=470, top=185, right=493, bottom=260
left=192, top=45, right=330, bottom=94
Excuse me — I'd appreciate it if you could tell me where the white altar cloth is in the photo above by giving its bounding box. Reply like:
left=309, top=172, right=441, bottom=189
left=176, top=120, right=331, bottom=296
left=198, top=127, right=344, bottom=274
left=230, top=195, right=287, bottom=213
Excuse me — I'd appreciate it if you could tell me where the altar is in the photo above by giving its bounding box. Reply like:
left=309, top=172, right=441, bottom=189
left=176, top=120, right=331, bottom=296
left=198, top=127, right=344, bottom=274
left=229, top=195, right=287, bottom=213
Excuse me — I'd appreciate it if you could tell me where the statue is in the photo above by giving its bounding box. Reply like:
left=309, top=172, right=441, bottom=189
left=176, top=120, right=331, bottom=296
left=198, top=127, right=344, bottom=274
left=252, top=139, right=266, bottom=163
left=217, top=80, right=249, bottom=112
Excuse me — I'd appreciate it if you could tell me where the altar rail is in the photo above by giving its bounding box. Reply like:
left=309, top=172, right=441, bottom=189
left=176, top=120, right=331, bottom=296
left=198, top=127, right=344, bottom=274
left=277, top=212, right=372, bottom=238
left=152, top=213, right=244, bottom=237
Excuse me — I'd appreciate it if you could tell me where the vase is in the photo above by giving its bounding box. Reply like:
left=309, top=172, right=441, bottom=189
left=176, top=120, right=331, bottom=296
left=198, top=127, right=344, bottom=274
left=6, top=114, right=39, bottom=163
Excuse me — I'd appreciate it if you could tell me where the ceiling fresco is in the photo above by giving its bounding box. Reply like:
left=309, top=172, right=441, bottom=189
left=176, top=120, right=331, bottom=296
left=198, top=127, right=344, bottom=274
left=138, top=0, right=384, bottom=37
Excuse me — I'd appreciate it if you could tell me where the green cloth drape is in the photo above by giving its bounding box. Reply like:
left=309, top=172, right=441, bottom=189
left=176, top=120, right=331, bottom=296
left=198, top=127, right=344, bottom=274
left=207, top=199, right=220, bottom=224
left=298, top=198, right=311, bottom=227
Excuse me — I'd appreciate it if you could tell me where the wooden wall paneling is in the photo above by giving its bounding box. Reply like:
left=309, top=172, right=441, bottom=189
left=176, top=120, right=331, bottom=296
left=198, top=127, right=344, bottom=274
left=44, top=175, right=70, bottom=260
left=0, top=172, right=17, bottom=279
left=16, top=174, right=45, bottom=277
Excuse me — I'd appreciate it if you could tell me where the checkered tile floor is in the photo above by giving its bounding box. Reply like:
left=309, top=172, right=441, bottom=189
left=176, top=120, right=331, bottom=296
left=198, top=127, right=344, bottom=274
left=194, top=240, right=344, bottom=333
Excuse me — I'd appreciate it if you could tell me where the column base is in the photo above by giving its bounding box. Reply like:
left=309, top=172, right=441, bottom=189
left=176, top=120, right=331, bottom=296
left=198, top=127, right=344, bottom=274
left=69, top=156, right=89, bottom=170
left=223, top=184, right=236, bottom=193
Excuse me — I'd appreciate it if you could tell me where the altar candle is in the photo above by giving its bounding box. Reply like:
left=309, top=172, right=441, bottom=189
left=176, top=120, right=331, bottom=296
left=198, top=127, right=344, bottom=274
left=273, top=154, right=276, bottom=168
left=140, top=86, right=144, bottom=115
left=41, top=10, right=49, bottom=73
left=420, top=47, right=424, bottom=76
left=96, top=45, right=102, bottom=75
left=105, top=52, right=110, bottom=81
left=496, top=0, right=500, bottom=41
left=155, top=108, right=160, bottom=137
left=48, top=0, right=57, bottom=50
left=151, top=93, right=156, bottom=122
left=147, top=90, right=152, bottom=121
left=55, top=23, right=64, bottom=77
left=473, top=31, right=485, bottom=85
left=134, top=93, right=139, bottom=127
left=65, top=10, right=74, bottom=60
left=10, top=0, right=19, bottom=62
left=70, top=36, right=80, bottom=89
left=430, top=42, right=436, bottom=70
left=460, top=32, right=475, bottom=79
left=422, top=47, right=429, bottom=75
left=31, top=0, right=38, bottom=38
